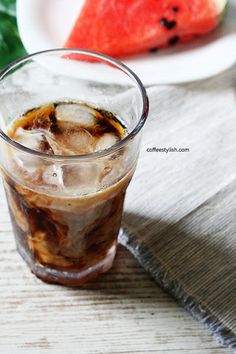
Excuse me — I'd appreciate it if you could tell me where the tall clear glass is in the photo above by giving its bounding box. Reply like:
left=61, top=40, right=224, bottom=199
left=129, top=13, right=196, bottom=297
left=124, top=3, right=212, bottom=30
left=0, top=49, right=148, bottom=286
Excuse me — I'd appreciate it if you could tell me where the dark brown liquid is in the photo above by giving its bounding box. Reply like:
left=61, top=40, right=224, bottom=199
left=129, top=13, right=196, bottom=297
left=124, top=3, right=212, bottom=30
left=4, top=102, right=132, bottom=286
left=7, top=102, right=126, bottom=156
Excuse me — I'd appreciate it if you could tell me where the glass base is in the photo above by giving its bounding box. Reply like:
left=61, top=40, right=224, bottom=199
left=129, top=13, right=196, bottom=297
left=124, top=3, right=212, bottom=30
left=17, top=243, right=117, bottom=287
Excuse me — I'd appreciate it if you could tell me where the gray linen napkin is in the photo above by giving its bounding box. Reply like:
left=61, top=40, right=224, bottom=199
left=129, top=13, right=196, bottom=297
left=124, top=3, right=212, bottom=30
left=119, top=65, right=236, bottom=352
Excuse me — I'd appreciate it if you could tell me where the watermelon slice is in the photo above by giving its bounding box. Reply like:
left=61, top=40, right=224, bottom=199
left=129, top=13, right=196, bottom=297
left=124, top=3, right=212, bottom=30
left=65, top=0, right=227, bottom=58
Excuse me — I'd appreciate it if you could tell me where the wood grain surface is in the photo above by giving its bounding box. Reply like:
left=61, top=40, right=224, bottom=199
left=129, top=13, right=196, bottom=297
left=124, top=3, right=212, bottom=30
left=0, top=182, right=230, bottom=354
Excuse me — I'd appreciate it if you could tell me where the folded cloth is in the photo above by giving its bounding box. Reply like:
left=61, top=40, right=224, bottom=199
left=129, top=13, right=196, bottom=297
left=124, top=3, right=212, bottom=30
left=120, top=65, right=236, bottom=353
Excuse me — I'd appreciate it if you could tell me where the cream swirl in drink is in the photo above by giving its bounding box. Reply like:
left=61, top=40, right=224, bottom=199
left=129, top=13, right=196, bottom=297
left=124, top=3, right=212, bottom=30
left=3, top=102, right=133, bottom=286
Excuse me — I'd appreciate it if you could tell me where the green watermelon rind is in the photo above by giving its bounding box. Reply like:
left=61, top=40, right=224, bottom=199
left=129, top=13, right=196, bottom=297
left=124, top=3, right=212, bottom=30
left=215, top=0, right=228, bottom=21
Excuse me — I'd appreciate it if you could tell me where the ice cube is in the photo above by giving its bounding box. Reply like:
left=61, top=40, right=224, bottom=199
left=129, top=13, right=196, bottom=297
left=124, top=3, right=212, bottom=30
left=14, top=127, right=45, bottom=151
left=44, top=134, right=75, bottom=155
left=66, top=128, right=94, bottom=154
left=42, top=164, right=64, bottom=189
left=62, top=163, right=102, bottom=194
left=45, top=128, right=94, bottom=155
left=12, top=128, right=47, bottom=177
left=12, top=151, right=40, bottom=177
left=56, top=104, right=96, bottom=127
left=14, top=127, right=56, bottom=155
left=14, top=124, right=95, bottom=156
left=95, top=133, right=119, bottom=152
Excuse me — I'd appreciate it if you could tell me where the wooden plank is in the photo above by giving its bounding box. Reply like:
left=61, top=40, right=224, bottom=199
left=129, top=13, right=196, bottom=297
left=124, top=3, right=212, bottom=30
left=0, top=178, right=229, bottom=353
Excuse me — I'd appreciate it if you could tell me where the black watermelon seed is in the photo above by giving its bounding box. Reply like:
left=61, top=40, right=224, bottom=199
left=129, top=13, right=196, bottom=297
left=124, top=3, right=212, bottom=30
left=167, top=21, right=176, bottom=29
left=160, top=17, right=176, bottom=30
left=168, top=35, right=179, bottom=46
left=160, top=18, right=168, bottom=26
left=149, top=47, right=159, bottom=53
left=172, top=7, right=179, bottom=13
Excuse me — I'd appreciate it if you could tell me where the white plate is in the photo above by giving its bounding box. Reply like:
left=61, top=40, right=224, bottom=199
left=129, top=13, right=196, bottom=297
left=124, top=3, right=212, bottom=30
left=17, top=0, right=236, bottom=85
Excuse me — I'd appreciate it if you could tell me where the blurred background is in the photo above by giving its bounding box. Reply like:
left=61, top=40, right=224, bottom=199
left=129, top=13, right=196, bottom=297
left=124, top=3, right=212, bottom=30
left=0, top=0, right=26, bottom=68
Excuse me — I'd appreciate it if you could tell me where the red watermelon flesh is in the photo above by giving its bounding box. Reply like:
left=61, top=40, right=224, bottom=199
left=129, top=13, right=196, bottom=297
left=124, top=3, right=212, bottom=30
left=65, top=0, right=227, bottom=58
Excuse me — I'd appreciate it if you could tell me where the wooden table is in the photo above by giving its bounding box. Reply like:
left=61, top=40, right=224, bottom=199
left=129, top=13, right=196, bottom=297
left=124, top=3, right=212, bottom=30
left=0, top=182, right=230, bottom=354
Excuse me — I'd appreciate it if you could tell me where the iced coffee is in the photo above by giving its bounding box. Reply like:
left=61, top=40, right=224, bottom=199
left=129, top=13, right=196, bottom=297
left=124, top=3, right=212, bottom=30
left=0, top=49, right=148, bottom=286
left=3, top=102, right=133, bottom=286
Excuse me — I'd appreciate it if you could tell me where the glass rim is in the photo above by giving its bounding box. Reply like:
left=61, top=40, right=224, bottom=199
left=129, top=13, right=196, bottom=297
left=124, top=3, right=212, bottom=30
left=0, top=48, right=149, bottom=161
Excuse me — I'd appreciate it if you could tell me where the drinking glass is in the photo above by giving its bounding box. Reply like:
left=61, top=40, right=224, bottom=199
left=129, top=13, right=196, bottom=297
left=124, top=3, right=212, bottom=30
left=0, top=49, right=148, bottom=286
